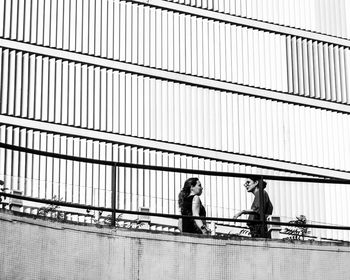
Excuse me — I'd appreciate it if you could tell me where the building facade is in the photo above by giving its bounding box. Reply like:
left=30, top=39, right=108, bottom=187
left=0, top=0, right=350, bottom=240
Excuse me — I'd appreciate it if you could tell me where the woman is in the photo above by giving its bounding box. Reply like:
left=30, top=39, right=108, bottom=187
left=178, top=177, right=210, bottom=234
left=233, top=176, right=273, bottom=238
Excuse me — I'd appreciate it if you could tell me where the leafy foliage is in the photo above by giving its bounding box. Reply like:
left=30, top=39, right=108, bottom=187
left=37, top=195, right=65, bottom=220
left=283, top=215, right=308, bottom=240
left=93, top=211, right=146, bottom=229
left=238, top=229, right=251, bottom=236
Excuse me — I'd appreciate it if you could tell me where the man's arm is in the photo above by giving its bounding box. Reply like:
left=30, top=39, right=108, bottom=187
left=233, top=209, right=257, bottom=219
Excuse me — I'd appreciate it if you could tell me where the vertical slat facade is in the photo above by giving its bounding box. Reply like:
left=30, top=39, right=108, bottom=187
left=0, top=0, right=349, bottom=241
left=1, top=1, right=350, bottom=103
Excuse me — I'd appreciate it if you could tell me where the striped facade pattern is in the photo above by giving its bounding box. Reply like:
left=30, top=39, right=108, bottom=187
left=0, top=0, right=350, bottom=240
left=1, top=0, right=350, bottom=101
left=1, top=50, right=350, bottom=170
left=165, top=0, right=350, bottom=39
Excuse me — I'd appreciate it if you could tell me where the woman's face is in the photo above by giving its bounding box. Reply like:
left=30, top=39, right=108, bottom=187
left=244, top=179, right=258, bottom=193
left=191, top=180, right=203, bottom=196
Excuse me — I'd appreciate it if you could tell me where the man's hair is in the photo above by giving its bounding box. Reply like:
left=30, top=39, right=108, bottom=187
left=248, top=176, right=267, bottom=189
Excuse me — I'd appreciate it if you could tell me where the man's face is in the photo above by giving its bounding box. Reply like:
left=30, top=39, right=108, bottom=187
left=244, top=179, right=258, bottom=193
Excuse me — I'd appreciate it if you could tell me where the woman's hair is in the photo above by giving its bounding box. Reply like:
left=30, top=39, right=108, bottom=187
left=178, top=177, right=199, bottom=209
left=248, top=175, right=267, bottom=189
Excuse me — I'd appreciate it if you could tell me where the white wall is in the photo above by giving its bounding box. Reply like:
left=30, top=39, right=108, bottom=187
left=1, top=212, right=350, bottom=280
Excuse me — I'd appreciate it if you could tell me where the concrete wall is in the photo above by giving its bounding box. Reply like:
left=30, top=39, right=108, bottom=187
left=1, top=212, right=349, bottom=280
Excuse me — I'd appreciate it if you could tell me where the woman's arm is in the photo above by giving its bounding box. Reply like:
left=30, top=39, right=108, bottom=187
left=192, top=195, right=209, bottom=234
left=178, top=218, right=183, bottom=232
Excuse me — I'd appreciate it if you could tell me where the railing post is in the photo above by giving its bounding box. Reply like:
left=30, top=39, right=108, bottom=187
left=258, top=175, right=266, bottom=237
left=111, top=164, right=117, bottom=227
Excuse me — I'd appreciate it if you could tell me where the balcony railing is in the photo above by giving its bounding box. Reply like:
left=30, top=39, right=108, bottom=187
left=1, top=142, right=350, bottom=240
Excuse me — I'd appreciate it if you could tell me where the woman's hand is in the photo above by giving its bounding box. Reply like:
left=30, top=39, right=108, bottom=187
left=201, top=225, right=211, bottom=235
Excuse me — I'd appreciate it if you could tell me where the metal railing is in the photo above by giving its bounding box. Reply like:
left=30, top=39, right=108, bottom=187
left=1, top=142, right=350, bottom=237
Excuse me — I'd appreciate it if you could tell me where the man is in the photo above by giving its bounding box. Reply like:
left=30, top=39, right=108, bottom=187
left=233, top=176, right=273, bottom=238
